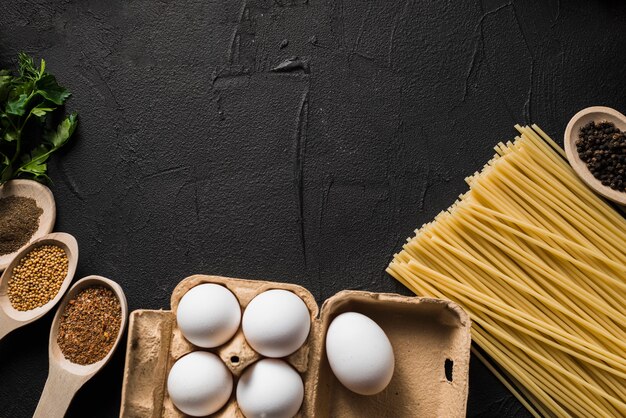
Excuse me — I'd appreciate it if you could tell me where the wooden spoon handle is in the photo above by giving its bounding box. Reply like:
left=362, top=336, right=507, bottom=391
left=0, top=315, right=17, bottom=341
left=33, top=367, right=84, bottom=418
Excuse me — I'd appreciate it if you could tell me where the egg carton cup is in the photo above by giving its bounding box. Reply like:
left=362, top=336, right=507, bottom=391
left=120, top=275, right=471, bottom=418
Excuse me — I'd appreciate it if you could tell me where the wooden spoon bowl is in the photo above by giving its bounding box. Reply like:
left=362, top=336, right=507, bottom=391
left=564, top=106, right=626, bottom=205
left=0, top=232, right=78, bottom=340
left=34, top=276, right=128, bottom=418
left=0, top=179, right=56, bottom=271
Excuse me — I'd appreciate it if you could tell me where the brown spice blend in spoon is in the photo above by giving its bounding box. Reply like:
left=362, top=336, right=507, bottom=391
left=0, top=196, right=43, bottom=256
left=57, top=286, right=122, bottom=365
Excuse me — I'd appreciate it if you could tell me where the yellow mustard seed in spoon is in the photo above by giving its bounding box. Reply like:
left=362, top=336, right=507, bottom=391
left=8, top=244, right=68, bottom=311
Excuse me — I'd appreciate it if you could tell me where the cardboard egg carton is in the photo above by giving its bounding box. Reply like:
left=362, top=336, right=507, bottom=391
left=120, top=275, right=471, bottom=417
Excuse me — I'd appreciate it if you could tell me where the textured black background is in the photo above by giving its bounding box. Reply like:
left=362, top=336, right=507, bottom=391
left=1, top=0, right=625, bottom=417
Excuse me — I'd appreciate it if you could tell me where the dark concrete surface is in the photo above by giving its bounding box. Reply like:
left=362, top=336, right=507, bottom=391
left=1, top=0, right=625, bottom=417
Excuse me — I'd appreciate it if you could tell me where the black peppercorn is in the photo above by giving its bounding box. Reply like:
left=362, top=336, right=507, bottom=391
left=577, top=120, right=626, bottom=192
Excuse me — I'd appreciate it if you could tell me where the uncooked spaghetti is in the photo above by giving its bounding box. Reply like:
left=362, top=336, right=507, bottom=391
left=388, top=125, right=626, bottom=418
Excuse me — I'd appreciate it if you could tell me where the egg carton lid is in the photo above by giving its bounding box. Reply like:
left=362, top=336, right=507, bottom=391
left=119, top=275, right=471, bottom=418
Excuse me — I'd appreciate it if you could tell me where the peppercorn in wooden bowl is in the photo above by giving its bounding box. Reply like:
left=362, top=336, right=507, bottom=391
left=564, top=106, right=626, bottom=205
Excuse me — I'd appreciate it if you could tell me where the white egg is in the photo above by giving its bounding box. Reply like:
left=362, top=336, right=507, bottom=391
left=177, top=283, right=241, bottom=348
left=325, top=312, right=395, bottom=395
left=242, top=289, right=311, bottom=358
left=236, top=359, right=304, bottom=418
left=167, top=351, right=233, bottom=416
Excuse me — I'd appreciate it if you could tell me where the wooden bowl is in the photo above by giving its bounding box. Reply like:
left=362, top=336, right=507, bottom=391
left=564, top=106, right=626, bottom=205
left=0, top=232, right=79, bottom=340
left=33, top=276, right=128, bottom=418
left=0, top=179, right=56, bottom=271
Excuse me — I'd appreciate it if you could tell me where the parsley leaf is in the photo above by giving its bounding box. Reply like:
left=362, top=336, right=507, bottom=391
left=6, top=93, right=30, bottom=116
left=36, top=74, right=71, bottom=105
left=46, top=113, right=78, bottom=148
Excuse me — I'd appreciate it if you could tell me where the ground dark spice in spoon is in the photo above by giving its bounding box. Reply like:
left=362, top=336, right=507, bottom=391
left=0, top=196, right=43, bottom=256
left=576, top=120, right=626, bottom=192
left=57, top=286, right=122, bottom=365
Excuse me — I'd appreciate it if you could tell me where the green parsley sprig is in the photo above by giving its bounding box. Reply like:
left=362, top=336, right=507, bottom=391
left=0, top=53, right=78, bottom=184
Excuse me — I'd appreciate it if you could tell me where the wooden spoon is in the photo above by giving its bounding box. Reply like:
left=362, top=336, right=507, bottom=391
left=33, top=275, right=128, bottom=418
left=0, top=232, right=78, bottom=340
left=564, top=106, right=626, bottom=205
left=0, top=179, right=56, bottom=271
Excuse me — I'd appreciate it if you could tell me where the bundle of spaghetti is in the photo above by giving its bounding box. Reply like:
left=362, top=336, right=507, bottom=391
left=388, top=125, right=626, bottom=418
